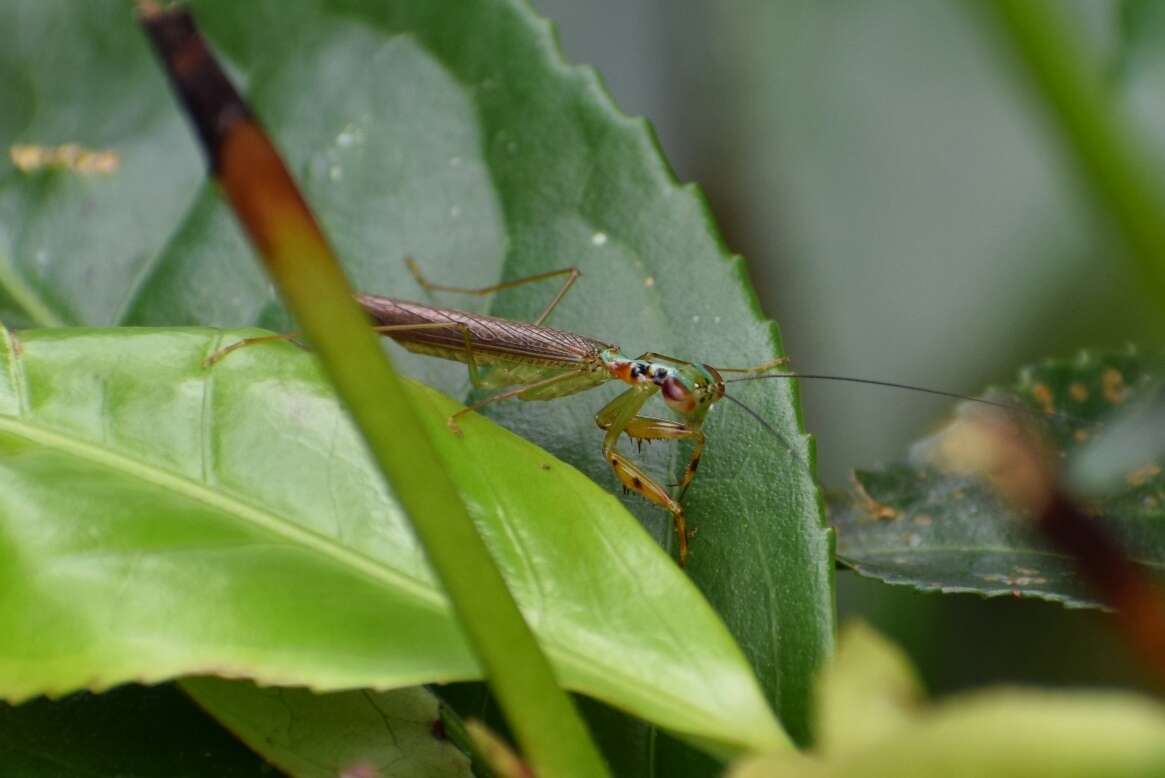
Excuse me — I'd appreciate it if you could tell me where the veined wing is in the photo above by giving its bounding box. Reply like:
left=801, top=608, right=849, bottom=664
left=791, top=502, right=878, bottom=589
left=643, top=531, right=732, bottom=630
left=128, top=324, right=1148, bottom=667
left=356, top=294, right=614, bottom=367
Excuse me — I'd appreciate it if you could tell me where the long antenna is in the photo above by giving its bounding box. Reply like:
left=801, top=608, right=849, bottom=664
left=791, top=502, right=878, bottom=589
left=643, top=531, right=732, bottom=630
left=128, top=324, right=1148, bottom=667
left=725, top=372, right=1088, bottom=426
left=720, top=393, right=812, bottom=474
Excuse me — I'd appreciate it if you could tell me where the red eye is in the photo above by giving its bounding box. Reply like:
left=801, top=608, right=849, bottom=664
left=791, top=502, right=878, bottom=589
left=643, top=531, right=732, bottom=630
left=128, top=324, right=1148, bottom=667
left=662, top=377, right=694, bottom=411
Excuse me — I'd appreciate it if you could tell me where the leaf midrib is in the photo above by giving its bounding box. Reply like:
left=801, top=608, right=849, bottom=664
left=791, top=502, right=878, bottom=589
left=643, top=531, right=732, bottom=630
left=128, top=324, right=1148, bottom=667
left=0, top=413, right=447, bottom=609
left=0, top=412, right=766, bottom=750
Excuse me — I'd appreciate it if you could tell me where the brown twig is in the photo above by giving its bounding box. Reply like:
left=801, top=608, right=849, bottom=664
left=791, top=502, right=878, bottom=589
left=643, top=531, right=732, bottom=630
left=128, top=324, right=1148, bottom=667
left=933, top=409, right=1165, bottom=687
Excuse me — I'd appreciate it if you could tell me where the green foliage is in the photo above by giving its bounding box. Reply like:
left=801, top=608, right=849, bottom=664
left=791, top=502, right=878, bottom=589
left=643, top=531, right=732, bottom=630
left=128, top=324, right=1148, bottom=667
left=834, top=349, right=1165, bottom=607
left=0, top=0, right=832, bottom=759
left=0, top=326, right=784, bottom=756
left=10, top=0, right=1165, bottom=773
left=731, top=623, right=1165, bottom=777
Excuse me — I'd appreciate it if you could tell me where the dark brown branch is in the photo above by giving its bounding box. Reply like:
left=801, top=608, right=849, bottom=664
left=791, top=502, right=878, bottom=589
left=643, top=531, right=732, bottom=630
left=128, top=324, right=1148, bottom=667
left=935, top=409, right=1165, bottom=687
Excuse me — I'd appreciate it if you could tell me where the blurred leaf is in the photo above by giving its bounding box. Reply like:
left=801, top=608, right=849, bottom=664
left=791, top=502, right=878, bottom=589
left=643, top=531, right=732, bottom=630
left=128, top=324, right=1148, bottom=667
left=834, top=349, right=1165, bottom=608
left=0, top=684, right=274, bottom=777
left=0, top=327, right=784, bottom=756
left=731, top=622, right=1165, bottom=777
left=1069, top=386, right=1165, bottom=494
left=0, top=0, right=833, bottom=745
left=183, top=679, right=471, bottom=778
left=983, top=0, right=1165, bottom=311
left=812, top=622, right=923, bottom=757
left=1119, top=0, right=1165, bottom=171
left=0, top=1, right=204, bottom=328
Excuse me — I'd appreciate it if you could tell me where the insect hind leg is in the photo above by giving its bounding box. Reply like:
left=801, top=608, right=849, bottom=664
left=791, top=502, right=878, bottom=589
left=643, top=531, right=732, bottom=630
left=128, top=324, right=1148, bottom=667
left=406, top=257, right=580, bottom=325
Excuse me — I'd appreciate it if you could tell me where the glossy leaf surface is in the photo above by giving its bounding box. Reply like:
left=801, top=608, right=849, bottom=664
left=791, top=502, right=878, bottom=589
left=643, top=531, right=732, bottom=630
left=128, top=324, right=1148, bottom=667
left=0, top=0, right=833, bottom=746
left=0, top=327, right=784, bottom=756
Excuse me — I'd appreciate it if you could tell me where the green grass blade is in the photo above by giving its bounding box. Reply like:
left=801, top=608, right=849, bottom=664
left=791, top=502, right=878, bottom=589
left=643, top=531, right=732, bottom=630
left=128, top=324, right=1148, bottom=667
left=138, top=6, right=607, bottom=774
left=984, top=0, right=1165, bottom=310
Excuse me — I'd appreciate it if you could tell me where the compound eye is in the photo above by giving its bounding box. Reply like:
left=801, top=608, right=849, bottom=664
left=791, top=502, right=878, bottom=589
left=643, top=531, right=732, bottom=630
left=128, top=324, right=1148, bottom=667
left=661, top=376, right=695, bottom=411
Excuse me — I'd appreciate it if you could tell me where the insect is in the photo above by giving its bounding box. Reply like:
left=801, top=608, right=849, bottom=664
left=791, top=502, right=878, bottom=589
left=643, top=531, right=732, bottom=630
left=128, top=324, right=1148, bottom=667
left=209, top=259, right=795, bottom=566
left=209, top=259, right=1050, bottom=567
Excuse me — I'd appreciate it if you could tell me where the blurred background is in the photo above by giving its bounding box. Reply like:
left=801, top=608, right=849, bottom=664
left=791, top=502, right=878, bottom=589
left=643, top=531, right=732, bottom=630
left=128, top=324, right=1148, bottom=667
left=529, top=0, right=1163, bottom=694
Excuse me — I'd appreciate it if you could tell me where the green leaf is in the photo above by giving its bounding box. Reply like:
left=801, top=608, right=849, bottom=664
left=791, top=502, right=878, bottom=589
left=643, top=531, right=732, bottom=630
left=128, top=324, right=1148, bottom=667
left=0, top=327, right=783, bottom=756
left=833, top=349, right=1165, bottom=607
left=730, top=623, right=1165, bottom=778
left=181, top=679, right=471, bottom=778
left=811, top=622, right=923, bottom=757
left=0, top=684, right=275, bottom=776
left=0, top=0, right=833, bottom=746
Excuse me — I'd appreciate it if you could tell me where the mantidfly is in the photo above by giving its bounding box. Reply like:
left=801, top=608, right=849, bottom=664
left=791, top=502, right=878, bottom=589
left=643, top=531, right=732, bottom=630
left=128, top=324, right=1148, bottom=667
left=208, top=259, right=790, bottom=566
left=207, top=259, right=1040, bottom=567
